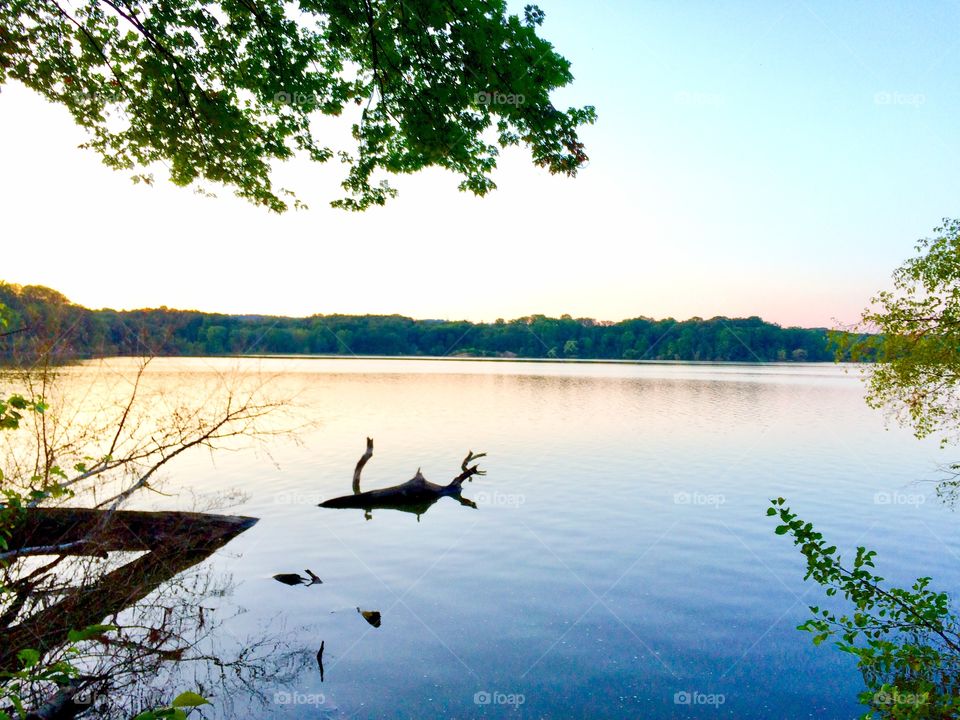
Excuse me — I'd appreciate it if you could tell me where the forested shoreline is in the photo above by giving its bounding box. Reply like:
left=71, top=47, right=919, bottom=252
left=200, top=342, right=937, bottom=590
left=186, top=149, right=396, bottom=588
left=0, top=282, right=846, bottom=362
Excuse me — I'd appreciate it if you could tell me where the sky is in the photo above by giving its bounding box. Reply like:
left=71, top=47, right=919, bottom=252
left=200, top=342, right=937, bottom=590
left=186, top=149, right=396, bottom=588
left=2, top=0, right=959, bottom=328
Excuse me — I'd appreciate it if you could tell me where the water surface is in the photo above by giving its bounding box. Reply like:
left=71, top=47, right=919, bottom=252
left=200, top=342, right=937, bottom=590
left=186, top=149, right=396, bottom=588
left=59, top=358, right=960, bottom=718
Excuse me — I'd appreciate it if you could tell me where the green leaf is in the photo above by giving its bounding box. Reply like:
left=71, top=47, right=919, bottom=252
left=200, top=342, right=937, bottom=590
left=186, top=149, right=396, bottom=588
left=7, top=696, right=24, bottom=717
left=171, top=691, right=210, bottom=708
left=17, top=648, right=40, bottom=667
left=67, top=624, right=117, bottom=643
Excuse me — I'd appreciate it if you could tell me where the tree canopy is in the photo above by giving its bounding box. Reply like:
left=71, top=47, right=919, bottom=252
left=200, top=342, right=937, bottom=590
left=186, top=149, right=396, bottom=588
left=1, top=0, right=595, bottom=211
left=838, top=219, right=960, bottom=444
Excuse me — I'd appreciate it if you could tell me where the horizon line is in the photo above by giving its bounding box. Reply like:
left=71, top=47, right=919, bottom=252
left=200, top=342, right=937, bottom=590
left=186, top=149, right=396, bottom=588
left=1, top=281, right=841, bottom=331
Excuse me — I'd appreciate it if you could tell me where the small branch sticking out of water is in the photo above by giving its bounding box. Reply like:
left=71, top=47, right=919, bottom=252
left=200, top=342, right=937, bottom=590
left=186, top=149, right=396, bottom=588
left=353, top=437, right=374, bottom=494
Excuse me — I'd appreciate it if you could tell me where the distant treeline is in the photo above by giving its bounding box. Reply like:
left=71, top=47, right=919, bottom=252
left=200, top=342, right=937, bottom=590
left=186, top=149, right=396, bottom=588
left=0, top=282, right=856, bottom=363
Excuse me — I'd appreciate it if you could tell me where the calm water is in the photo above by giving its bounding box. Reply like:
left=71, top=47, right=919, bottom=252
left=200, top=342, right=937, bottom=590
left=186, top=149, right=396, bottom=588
left=52, top=358, right=960, bottom=718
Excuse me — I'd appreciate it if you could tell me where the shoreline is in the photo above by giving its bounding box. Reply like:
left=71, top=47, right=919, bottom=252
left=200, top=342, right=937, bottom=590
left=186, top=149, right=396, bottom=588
left=137, top=353, right=853, bottom=367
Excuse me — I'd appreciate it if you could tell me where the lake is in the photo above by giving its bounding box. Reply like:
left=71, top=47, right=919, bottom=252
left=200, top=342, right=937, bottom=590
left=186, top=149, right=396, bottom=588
left=38, top=358, right=960, bottom=718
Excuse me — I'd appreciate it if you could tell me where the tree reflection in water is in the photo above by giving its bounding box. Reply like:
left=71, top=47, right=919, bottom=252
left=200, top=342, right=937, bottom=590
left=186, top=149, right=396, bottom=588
left=0, top=507, right=315, bottom=719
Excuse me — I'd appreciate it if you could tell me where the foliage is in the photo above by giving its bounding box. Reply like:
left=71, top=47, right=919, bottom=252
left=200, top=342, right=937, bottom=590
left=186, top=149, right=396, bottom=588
left=132, top=691, right=210, bottom=720
left=0, top=648, right=79, bottom=720
left=0, top=339, right=82, bottom=719
left=0, top=375, right=80, bottom=720
left=0, top=302, right=45, bottom=559
left=0, top=390, right=217, bottom=718
left=0, top=0, right=595, bottom=211
left=0, top=300, right=267, bottom=717
left=0, top=282, right=843, bottom=363
left=0, top=395, right=45, bottom=433
left=769, top=498, right=960, bottom=719
left=834, top=218, right=960, bottom=444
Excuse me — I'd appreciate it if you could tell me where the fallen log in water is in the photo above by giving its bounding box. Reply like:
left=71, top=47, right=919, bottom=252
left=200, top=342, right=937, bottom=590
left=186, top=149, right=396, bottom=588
left=0, top=508, right=258, bottom=672
left=7, top=507, right=257, bottom=557
left=319, top=439, right=485, bottom=517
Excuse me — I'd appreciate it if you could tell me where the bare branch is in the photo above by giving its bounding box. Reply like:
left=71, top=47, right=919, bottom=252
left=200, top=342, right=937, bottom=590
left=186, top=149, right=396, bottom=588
left=0, top=325, right=29, bottom=339
left=0, top=540, right=95, bottom=563
left=451, top=450, right=486, bottom=486
left=353, top=437, right=374, bottom=494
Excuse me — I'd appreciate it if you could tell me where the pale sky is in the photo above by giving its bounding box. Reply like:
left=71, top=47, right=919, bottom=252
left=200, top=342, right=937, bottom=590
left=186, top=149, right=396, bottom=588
left=2, top=1, right=959, bottom=327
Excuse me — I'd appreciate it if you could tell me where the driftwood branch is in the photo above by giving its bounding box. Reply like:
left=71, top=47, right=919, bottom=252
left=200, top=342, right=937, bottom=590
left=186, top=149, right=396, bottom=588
left=319, top=439, right=486, bottom=516
left=453, top=450, right=487, bottom=485
left=353, top=437, right=373, bottom=494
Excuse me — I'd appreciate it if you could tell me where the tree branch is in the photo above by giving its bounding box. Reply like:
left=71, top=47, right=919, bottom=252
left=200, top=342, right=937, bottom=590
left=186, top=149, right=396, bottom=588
left=353, top=437, right=373, bottom=494
left=0, top=540, right=93, bottom=563
left=449, top=450, right=486, bottom=487
left=363, top=0, right=388, bottom=102
left=0, top=325, right=29, bottom=339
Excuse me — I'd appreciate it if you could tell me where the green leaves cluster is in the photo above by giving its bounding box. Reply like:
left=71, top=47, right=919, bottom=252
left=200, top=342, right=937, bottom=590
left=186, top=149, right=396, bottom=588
left=1, top=0, right=595, bottom=211
left=0, top=395, right=44, bottom=433
left=769, top=498, right=960, bottom=719
left=133, top=691, right=210, bottom=720
left=835, top=218, right=960, bottom=444
left=0, top=649, right=80, bottom=720
left=0, top=643, right=210, bottom=719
